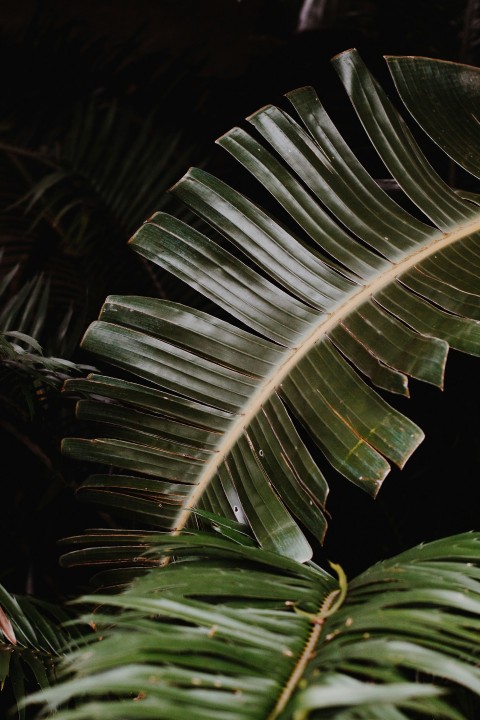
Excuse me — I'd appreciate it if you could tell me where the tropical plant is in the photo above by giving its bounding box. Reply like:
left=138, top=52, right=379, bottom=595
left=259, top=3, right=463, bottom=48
left=61, top=49, right=480, bottom=563
left=0, top=19, right=207, bottom=611
left=0, top=18, right=211, bottom=357
left=0, top=253, right=92, bottom=599
left=5, top=48, right=480, bottom=718
left=27, top=530, right=480, bottom=719
left=0, top=94, right=198, bottom=330
left=0, top=262, right=86, bottom=415
left=0, top=584, right=81, bottom=718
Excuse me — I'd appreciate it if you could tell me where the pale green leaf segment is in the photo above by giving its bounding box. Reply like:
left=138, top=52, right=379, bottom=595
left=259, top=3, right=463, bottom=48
left=64, top=51, right=480, bottom=561
left=31, top=531, right=480, bottom=719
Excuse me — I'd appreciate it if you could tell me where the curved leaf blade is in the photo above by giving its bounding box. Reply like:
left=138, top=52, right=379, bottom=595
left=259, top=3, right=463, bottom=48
left=64, top=51, right=480, bottom=560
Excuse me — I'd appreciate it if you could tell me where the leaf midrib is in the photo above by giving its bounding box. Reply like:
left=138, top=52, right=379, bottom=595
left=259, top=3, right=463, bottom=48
left=174, top=217, right=480, bottom=533
left=266, top=588, right=340, bottom=720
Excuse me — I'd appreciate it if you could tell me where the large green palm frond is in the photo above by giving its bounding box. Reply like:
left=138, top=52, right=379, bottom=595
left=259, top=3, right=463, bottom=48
left=63, top=51, right=480, bottom=562
left=30, top=530, right=480, bottom=719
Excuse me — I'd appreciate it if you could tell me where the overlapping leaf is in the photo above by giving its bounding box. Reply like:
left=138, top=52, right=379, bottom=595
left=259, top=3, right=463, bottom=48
left=64, top=50, right=480, bottom=561
left=30, top=531, right=480, bottom=719
left=0, top=585, right=81, bottom=719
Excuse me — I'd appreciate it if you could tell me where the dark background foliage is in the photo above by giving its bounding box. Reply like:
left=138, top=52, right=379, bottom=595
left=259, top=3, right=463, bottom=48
left=0, top=0, right=479, bottom=618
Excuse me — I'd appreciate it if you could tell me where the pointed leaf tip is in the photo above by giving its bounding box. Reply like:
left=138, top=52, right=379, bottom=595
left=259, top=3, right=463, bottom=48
left=0, top=607, right=16, bottom=646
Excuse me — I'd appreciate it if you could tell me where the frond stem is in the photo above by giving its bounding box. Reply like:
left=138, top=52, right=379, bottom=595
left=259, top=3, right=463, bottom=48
left=267, top=586, right=341, bottom=720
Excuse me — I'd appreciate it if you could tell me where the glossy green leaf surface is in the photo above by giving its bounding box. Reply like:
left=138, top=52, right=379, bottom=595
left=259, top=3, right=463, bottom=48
left=64, top=50, right=480, bottom=561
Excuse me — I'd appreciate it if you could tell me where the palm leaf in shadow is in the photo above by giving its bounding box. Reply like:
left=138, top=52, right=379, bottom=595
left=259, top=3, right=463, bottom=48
left=1, top=97, right=198, bottom=318
left=63, top=51, right=480, bottom=562
left=0, top=262, right=86, bottom=422
left=0, top=584, right=81, bottom=719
